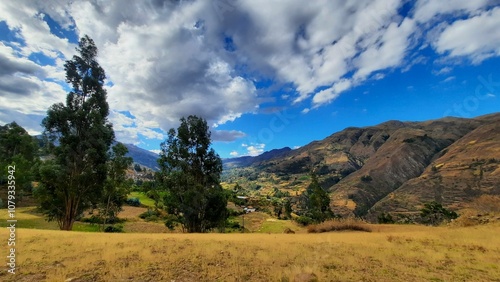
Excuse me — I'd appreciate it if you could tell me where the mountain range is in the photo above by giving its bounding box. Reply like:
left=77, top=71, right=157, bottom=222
left=221, top=113, right=500, bottom=219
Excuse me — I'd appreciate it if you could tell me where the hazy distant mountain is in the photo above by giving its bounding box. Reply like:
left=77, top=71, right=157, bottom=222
left=123, top=144, right=159, bottom=171
left=223, top=147, right=292, bottom=169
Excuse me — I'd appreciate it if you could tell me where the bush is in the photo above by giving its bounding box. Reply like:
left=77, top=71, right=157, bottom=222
left=360, top=175, right=372, bottom=182
left=164, top=214, right=180, bottom=230
left=139, top=209, right=161, bottom=221
left=104, top=225, right=124, bottom=233
left=126, top=197, right=141, bottom=207
left=377, top=213, right=394, bottom=224
left=307, top=218, right=371, bottom=233
left=228, top=209, right=245, bottom=217
left=296, top=216, right=313, bottom=226
left=80, top=215, right=125, bottom=224
left=420, top=202, right=458, bottom=226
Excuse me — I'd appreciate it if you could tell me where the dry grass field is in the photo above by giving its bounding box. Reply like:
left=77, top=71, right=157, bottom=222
left=1, top=223, right=499, bottom=281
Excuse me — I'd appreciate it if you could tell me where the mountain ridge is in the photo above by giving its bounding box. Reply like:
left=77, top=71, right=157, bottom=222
left=222, top=112, right=500, bottom=220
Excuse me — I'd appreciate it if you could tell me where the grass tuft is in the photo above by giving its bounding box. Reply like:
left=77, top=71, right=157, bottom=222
left=307, top=218, right=371, bottom=233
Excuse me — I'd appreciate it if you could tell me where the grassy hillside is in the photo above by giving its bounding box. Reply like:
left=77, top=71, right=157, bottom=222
left=222, top=113, right=500, bottom=220
left=2, top=224, right=499, bottom=281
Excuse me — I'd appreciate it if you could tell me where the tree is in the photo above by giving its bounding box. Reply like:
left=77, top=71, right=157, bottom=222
left=99, top=143, right=132, bottom=230
left=420, top=201, right=458, bottom=226
left=284, top=198, right=293, bottom=219
left=0, top=122, right=39, bottom=191
left=158, top=115, right=227, bottom=233
left=35, top=35, right=115, bottom=230
left=301, top=172, right=334, bottom=223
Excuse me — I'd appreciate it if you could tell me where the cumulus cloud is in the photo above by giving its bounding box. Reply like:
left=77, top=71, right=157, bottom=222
left=229, top=151, right=239, bottom=157
left=1, top=0, right=499, bottom=147
left=245, top=143, right=265, bottom=157
left=312, top=79, right=352, bottom=107
left=413, top=0, right=492, bottom=23
left=434, top=7, right=500, bottom=63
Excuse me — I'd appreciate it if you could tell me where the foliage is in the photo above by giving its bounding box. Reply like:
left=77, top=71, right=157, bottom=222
left=126, top=197, right=141, bottom=207
left=98, top=143, right=133, bottom=230
left=80, top=215, right=125, bottom=225
left=158, top=115, right=227, bottom=232
left=35, top=35, right=114, bottom=230
left=360, top=175, right=373, bottom=182
left=296, top=215, right=313, bottom=226
left=0, top=122, right=39, bottom=191
left=104, top=225, right=124, bottom=233
left=139, top=209, right=162, bottom=222
left=377, top=212, right=395, bottom=224
left=299, top=172, right=335, bottom=224
left=134, top=164, right=142, bottom=172
left=420, top=201, right=458, bottom=226
left=164, top=214, right=180, bottom=230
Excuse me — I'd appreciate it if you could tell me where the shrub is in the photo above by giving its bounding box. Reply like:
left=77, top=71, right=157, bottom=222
left=377, top=213, right=394, bottom=224
left=80, top=215, right=125, bottom=224
left=126, top=197, right=141, bottom=207
left=164, top=214, right=180, bottom=230
left=420, top=202, right=458, bottom=226
left=296, top=216, right=313, bottom=226
left=360, top=175, right=372, bottom=182
left=104, top=225, right=123, bottom=233
left=139, top=209, right=161, bottom=221
left=307, top=218, right=371, bottom=233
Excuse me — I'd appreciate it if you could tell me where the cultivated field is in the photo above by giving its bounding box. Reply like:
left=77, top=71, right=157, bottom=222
left=1, top=223, right=499, bottom=281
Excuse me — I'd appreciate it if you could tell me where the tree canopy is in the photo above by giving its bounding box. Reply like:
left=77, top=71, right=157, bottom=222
left=35, top=35, right=115, bottom=230
left=158, top=115, right=227, bottom=233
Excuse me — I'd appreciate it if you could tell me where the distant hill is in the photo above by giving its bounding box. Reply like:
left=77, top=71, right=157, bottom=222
left=223, top=147, right=292, bottom=169
left=222, top=113, right=500, bottom=220
left=123, top=144, right=159, bottom=171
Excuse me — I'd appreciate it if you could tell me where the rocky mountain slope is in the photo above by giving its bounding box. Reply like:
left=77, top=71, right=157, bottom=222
left=223, top=113, right=500, bottom=219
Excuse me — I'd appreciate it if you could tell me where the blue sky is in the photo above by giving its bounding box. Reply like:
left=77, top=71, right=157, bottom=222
left=0, top=1, right=499, bottom=158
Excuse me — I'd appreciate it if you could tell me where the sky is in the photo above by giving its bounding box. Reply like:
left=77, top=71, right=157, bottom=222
left=0, top=0, right=499, bottom=158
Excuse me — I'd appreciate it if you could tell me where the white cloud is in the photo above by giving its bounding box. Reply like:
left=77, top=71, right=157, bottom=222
left=229, top=151, right=239, bottom=157
left=442, top=76, right=456, bottom=83
left=433, top=66, right=452, bottom=75
left=413, top=0, right=491, bottom=23
left=435, top=7, right=500, bottom=63
left=245, top=143, right=265, bottom=157
left=312, top=79, right=352, bottom=107
left=149, top=149, right=161, bottom=155
left=301, top=108, right=310, bottom=114
left=2, top=0, right=500, bottom=145
left=354, top=18, right=415, bottom=80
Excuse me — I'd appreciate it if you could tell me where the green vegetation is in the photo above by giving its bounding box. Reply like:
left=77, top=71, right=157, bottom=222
left=420, top=201, right=458, bottom=226
left=35, top=35, right=116, bottom=230
left=158, top=115, right=227, bottom=233
left=298, top=172, right=335, bottom=224
left=0, top=122, right=40, bottom=194
left=128, top=192, right=155, bottom=207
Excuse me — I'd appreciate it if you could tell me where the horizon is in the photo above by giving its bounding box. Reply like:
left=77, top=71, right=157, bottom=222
left=1, top=1, right=499, bottom=158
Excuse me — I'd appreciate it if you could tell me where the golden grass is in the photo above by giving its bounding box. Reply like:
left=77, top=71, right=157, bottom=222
left=307, top=218, right=371, bottom=233
left=2, top=223, right=499, bottom=281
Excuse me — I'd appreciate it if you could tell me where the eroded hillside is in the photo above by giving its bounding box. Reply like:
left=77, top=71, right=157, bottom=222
left=222, top=113, right=500, bottom=220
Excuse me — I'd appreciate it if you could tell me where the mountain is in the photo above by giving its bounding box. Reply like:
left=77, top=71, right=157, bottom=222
left=223, top=147, right=292, bottom=169
left=123, top=143, right=159, bottom=171
left=222, top=113, right=500, bottom=220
